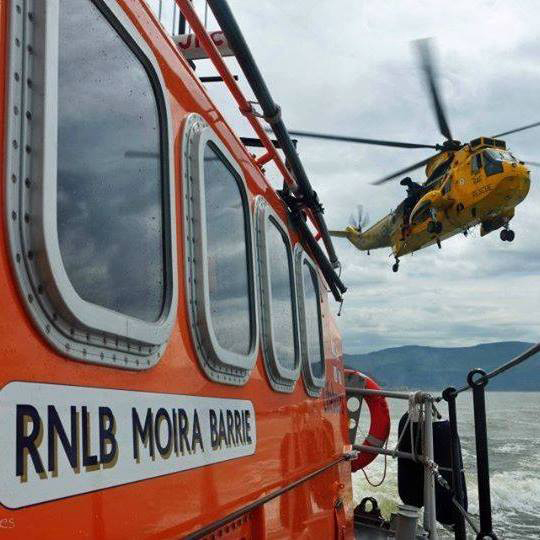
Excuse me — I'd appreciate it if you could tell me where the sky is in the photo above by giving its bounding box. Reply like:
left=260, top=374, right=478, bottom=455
left=175, top=0, right=540, bottom=353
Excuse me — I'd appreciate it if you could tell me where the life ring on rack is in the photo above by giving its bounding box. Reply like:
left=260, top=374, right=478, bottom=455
left=346, top=370, right=391, bottom=472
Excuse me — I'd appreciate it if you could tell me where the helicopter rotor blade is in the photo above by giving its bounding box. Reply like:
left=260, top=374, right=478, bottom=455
left=523, top=160, right=540, bottom=167
left=492, top=121, right=540, bottom=138
left=372, top=155, right=435, bottom=185
left=287, top=130, right=437, bottom=149
left=354, top=206, right=362, bottom=229
left=415, top=39, right=453, bottom=142
left=357, top=204, right=369, bottom=229
left=360, top=212, right=370, bottom=229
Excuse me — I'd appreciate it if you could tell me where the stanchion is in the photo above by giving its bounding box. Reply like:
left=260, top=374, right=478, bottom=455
left=442, top=387, right=467, bottom=540
left=468, top=369, right=498, bottom=540
left=423, top=401, right=438, bottom=539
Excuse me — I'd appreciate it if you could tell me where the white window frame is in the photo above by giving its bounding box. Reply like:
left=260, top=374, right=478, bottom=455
left=182, top=114, right=259, bottom=386
left=5, top=0, right=178, bottom=369
left=294, top=245, right=326, bottom=396
left=255, top=196, right=300, bottom=393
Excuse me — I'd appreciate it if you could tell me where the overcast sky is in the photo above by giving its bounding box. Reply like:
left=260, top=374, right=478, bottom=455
left=192, top=0, right=540, bottom=353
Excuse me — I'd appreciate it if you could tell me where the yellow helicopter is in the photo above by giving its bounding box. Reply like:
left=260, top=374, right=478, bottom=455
left=289, top=40, right=537, bottom=272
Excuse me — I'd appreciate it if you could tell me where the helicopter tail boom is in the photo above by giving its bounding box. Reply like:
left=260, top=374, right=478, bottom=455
left=328, top=230, right=352, bottom=239
left=330, top=217, right=393, bottom=252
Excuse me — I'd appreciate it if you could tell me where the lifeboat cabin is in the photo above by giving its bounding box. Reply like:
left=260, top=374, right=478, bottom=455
left=0, top=0, right=371, bottom=538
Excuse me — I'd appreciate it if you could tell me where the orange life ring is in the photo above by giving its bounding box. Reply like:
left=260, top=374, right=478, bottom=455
left=346, top=370, right=391, bottom=472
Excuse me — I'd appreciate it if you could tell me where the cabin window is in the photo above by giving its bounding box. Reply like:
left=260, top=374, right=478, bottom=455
left=255, top=198, right=300, bottom=393
left=183, top=115, right=258, bottom=386
left=295, top=247, right=326, bottom=396
left=5, top=0, right=178, bottom=368
left=204, top=143, right=252, bottom=355
left=58, top=0, right=165, bottom=322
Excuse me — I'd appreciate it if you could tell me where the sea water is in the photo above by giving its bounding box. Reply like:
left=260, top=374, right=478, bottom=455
left=352, top=391, right=540, bottom=539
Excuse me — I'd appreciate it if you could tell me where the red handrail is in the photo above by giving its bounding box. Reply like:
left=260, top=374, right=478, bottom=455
left=175, top=0, right=299, bottom=193
left=170, top=0, right=347, bottom=303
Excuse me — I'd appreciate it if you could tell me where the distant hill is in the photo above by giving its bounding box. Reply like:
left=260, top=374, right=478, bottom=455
left=344, top=341, right=539, bottom=391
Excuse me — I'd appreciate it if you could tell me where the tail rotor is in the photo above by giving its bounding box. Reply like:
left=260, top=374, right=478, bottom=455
left=349, top=205, right=370, bottom=232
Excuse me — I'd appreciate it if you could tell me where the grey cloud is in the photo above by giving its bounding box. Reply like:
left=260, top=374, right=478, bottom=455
left=202, top=0, right=540, bottom=352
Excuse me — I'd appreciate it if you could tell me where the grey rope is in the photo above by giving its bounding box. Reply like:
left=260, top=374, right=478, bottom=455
left=362, top=437, right=389, bottom=487
left=428, top=458, right=481, bottom=535
left=394, top=414, right=411, bottom=457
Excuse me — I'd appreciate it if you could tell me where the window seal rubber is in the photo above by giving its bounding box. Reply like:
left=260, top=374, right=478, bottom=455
left=255, top=196, right=301, bottom=393
left=294, top=245, right=326, bottom=397
left=182, top=113, right=259, bottom=386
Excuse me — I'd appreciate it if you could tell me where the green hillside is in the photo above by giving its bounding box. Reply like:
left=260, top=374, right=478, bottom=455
left=344, top=341, right=538, bottom=391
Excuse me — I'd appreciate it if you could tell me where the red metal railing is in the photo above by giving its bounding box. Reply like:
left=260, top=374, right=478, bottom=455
left=168, top=0, right=346, bottom=301
left=175, top=0, right=299, bottom=193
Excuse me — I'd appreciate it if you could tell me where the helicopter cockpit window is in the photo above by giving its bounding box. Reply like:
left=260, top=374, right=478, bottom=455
left=483, top=150, right=504, bottom=176
left=183, top=115, right=259, bottom=386
left=5, top=0, right=178, bottom=368
left=442, top=179, right=452, bottom=195
left=485, top=149, right=516, bottom=163
left=295, top=246, right=326, bottom=397
left=471, top=153, right=483, bottom=173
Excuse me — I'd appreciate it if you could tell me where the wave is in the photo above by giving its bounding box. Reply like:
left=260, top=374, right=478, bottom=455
left=495, top=442, right=529, bottom=454
left=490, top=471, right=540, bottom=516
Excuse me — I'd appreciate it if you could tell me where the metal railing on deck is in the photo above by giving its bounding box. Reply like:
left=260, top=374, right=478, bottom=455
left=347, top=387, right=442, bottom=539
left=347, top=341, right=540, bottom=540
left=441, top=342, right=540, bottom=539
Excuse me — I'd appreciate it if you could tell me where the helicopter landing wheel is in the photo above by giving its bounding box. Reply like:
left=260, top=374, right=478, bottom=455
left=392, top=259, right=400, bottom=273
left=500, top=229, right=515, bottom=242
left=506, top=229, right=515, bottom=242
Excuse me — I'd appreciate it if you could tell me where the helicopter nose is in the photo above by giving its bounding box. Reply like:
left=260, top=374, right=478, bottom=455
left=499, top=165, right=530, bottom=205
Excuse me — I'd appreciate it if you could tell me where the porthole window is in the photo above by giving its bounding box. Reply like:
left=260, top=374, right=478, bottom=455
left=295, top=246, right=326, bottom=396
left=183, top=114, right=258, bottom=386
left=255, top=197, right=300, bottom=393
left=5, top=0, right=177, bottom=368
